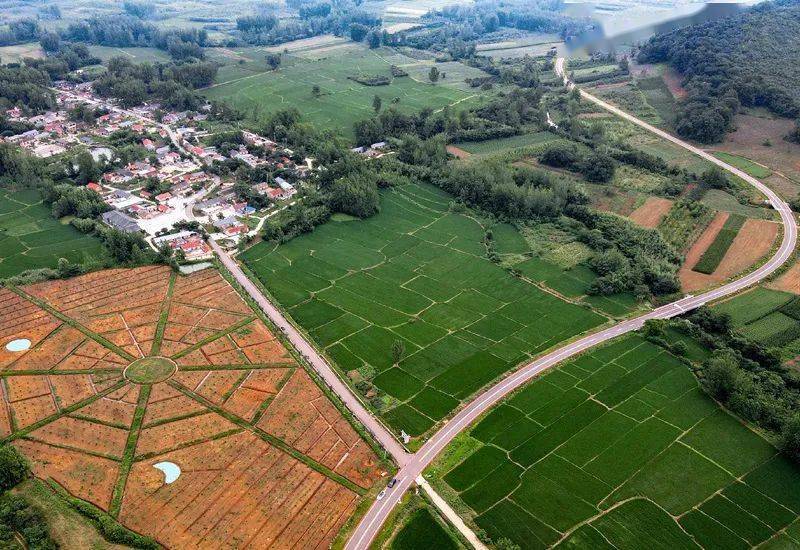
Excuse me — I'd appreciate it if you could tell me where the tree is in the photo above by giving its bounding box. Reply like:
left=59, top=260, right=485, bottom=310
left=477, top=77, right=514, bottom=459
left=350, top=23, right=369, bottom=42
left=366, top=30, right=381, bottom=49
left=781, top=414, right=800, bottom=464
left=785, top=120, right=800, bottom=144
left=391, top=340, right=405, bottom=364
left=372, top=94, right=382, bottom=113
left=0, top=445, right=28, bottom=492
left=265, top=53, right=281, bottom=70
left=428, top=66, right=440, bottom=83
left=39, top=31, right=61, bottom=53
left=700, top=166, right=729, bottom=189
left=581, top=152, right=615, bottom=183
left=327, top=173, right=380, bottom=218
left=703, top=350, right=743, bottom=402
left=75, top=150, right=100, bottom=185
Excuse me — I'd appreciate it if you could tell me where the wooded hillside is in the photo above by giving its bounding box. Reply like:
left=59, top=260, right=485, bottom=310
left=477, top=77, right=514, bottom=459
left=638, top=0, right=800, bottom=143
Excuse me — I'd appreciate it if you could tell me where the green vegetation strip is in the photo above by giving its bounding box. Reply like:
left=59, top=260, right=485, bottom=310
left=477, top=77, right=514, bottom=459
left=2, top=380, right=127, bottom=443
left=46, top=480, right=160, bottom=549
left=7, top=286, right=136, bottom=362
left=693, top=214, right=746, bottom=274
left=169, top=315, right=256, bottom=360
left=109, top=385, right=151, bottom=518
left=167, top=379, right=365, bottom=495
left=149, top=271, right=177, bottom=356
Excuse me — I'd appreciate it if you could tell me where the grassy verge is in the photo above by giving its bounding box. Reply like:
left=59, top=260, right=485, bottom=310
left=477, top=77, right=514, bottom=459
left=713, top=151, right=773, bottom=179
left=13, top=478, right=132, bottom=549
left=46, top=480, right=160, bottom=549
left=693, top=214, right=746, bottom=274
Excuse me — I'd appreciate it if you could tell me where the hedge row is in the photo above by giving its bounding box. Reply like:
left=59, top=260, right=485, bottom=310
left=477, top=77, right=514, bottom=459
left=47, top=480, right=161, bottom=549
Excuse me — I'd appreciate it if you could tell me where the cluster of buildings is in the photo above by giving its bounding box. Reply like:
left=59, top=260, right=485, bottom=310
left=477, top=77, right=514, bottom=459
left=351, top=141, right=390, bottom=159
left=3, top=81, right=320, bottom=255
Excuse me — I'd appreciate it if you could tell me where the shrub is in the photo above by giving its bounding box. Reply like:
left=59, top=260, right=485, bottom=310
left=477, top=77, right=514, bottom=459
left=0, top=445, right=28, bottom=492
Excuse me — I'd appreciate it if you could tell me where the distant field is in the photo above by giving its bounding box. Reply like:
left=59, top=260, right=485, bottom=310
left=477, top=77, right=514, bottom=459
left=431, top=333, right=800, bottom=549
left=204, top=46, right=485, bottom=136
left=456, top=131, right=555, bottom=156
left=87, top=45, right=172, bottom=63
left=0, top=42, right=44, bottom=64
left=476, top=33, right=562, bottom=59
left=637, top=75, right=677, bottom=127
left=0, top=189, right=106, bottom=278
left=240, top=182, right=608, bottom=439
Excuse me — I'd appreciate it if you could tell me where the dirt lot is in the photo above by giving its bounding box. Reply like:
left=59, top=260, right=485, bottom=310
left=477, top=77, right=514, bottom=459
left=681, top=216, right=779, bottom=292
left=715, top=113, right=800, bottom=198
left=446, top=145, right=471, bottom=159
left=628, top=196, right=674, bottom=228
left=769, top=258, right=800, bottom=295
left=1, top=267, right=383, bottom=549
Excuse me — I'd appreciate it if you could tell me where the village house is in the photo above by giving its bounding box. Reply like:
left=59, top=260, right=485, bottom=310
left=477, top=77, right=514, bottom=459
left=152, top=231, right=212, bottom=260
left=101, top=210, right=140, bottom=233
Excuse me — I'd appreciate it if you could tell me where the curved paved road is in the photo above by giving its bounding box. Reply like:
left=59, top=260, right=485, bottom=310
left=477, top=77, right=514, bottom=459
left=344, top=58, right=798, bottom=550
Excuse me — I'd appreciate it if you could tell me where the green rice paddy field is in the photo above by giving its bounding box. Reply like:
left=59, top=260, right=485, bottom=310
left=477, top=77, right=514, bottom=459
left=431, top=334, right=800, bottom=549
left=203, top=46, right=486, bottom=136
left=714, top=288, right=800, bottom=361
left=0, top=189, right=106, bottom=278
left=241, top=182, right=613, bottom=438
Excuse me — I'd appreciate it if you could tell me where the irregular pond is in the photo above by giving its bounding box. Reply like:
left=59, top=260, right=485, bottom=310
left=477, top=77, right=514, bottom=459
left=153, top=461, right=181, bottom=484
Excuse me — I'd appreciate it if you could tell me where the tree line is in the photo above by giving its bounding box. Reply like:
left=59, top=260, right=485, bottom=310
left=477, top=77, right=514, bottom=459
left=92, top=56, right=218, bottom=109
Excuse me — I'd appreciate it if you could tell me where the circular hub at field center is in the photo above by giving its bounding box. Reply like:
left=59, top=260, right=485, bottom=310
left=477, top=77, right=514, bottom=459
left=124, top=357, right=177, bottom=384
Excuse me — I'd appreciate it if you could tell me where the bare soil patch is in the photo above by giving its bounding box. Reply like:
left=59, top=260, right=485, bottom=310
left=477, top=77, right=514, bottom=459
left=716, top=113, right=800, bottom=191
left=661, top=67, right=687, bottom=99
left=628, top=196, right=674, bottom=228
left=768, top=258, right=800, bottom=294
left=681, top=216, right=778, bottom=292
left=446, top=145, right=471, bottom=159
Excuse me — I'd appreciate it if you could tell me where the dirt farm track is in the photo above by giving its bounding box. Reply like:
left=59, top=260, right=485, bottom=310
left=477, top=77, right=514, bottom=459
left=0, top=266, right=383, bottom=549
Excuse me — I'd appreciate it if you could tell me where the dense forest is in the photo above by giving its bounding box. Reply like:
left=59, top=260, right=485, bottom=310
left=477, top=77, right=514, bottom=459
left=638, top=0, right=800, bottom=143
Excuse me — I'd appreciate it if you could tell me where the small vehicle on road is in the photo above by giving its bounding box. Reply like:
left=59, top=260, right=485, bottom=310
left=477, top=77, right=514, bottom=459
left=376, top=489, right=386, bottom=500
left=387, top=478, right=398, bottom=489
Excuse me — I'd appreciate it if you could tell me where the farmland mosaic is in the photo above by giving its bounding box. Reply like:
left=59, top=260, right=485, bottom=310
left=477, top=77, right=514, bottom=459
left=0, top=266, right=382, bottom=549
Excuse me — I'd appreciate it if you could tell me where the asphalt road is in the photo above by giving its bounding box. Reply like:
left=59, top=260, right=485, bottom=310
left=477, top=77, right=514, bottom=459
left=343, top=58, right=798, bottom=550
